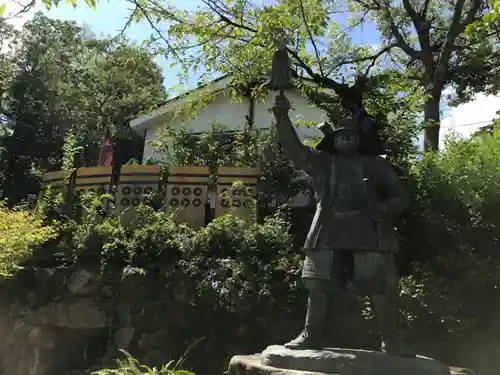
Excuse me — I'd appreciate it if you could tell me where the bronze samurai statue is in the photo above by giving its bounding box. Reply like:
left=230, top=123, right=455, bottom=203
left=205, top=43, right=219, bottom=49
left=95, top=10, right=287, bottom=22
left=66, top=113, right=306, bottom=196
left=272, top=94, right=414, bottom=358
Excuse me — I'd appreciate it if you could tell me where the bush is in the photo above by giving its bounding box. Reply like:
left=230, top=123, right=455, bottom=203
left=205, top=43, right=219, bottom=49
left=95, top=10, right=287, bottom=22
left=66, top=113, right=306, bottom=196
left=93, top=351, right=194, bottom=375
left=398, top=128, right=500, bottom=353
left=107, top=203, right=304, bottom=323
left=0, top=201, right=57, bottom=277
left=29, top=192, right=303, bottom=374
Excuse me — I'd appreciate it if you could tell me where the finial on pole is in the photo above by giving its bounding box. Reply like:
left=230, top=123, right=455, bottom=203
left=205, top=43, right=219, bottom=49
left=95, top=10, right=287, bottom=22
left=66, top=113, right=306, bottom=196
left=269, top=29, right=292, bottom=95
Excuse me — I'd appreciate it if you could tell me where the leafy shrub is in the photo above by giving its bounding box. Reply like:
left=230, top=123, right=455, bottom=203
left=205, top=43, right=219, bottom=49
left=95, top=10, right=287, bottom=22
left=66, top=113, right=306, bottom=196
left=0, top=201, right=57, bottom=277
left=93, top=351, right=194, bottom=375
left=398, top=128, right=500, bottom=349
left=104, top=202, right=303, bottom=318
left=37, top=194, right=304, bottom=374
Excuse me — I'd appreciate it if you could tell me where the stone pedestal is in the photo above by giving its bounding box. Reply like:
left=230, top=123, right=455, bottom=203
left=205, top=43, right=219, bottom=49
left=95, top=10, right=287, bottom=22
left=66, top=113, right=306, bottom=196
left=228, top=346, right=473, bottom=375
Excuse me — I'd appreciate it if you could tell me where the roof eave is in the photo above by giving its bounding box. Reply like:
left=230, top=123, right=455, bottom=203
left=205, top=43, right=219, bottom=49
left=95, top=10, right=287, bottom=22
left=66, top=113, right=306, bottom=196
left=130, top=74, right=234, bottom=134
left=129, top=73, right=317, bottom=135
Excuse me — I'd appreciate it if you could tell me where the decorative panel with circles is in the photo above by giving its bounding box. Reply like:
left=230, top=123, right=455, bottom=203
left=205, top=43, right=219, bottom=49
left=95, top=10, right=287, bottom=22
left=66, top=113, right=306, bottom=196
left=215, top=167, right=259, bottom=219
left=75, top=167, right=112, bottom=196
left=115, top=165, right=161, bottom=214
left=165, top=166, right=209, bottom=228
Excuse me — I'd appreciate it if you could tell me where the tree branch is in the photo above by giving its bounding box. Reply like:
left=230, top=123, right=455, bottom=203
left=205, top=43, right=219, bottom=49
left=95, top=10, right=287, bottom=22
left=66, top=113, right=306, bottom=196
left=111, top=7, right=136, bottom=43
left=459, top=0, right=483, bottom=29
left=302, top=89, right=342, bottom=115
left=206, top=3, right=329, bottom=86
left=388, top=20, right=421, bottom=59
left=298, top=0, right=324, bottom=76
left=434, top=0, right=482, bottom=89
left=193, top=0, right=371, bottom=114
left=401, top=0, right=421, bottom=28
left=353, top=0, right=421, bottom=58
left=343, top=10, right=370, bottom=33
left=325, top=43, right=396, bottom=77
left=9, top=0, right=36, bottom=18
left=147, top=0, right=187, bottom=24
left=131, top=0, right=194, bottom=71
left=421, top=0, right=432, bottom=17
left=203, top=0, right=257, bottom=34
left=402, top=0, right=433, bottom=74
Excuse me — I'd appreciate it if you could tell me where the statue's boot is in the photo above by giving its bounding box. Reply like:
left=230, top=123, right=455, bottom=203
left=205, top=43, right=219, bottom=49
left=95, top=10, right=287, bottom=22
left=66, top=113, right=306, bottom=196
left=371, top=293, right=416, bottom=358
left=284, top=293, right=327, bottom=350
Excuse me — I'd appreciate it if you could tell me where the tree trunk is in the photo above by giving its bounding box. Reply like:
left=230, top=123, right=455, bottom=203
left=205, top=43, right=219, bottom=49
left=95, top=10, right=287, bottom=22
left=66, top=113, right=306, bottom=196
left=423, top=93, right=441, bottom=151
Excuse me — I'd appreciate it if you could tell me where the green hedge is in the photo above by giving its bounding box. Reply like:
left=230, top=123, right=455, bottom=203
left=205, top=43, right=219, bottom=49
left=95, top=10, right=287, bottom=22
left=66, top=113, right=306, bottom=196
left=397, top=129, right=500, bottom=364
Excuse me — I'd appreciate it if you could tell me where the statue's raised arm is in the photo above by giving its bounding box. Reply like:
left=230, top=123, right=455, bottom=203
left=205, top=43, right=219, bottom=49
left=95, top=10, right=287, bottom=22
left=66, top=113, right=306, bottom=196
left=272, top=93, right=328, bottom=178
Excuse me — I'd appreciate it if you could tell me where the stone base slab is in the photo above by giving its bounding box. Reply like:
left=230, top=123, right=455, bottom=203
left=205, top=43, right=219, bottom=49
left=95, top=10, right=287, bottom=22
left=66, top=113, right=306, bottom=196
left=228, top=346, right=475, bottom=375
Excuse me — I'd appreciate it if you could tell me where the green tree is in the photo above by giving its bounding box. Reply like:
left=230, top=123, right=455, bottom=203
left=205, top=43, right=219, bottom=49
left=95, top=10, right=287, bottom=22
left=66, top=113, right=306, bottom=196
left=41, top=0, right=495, bottom=151
left=57, top=35, right=167, bottom=165
left=0, top=13, right=166, bottom=203
left=467, top=0, right=500, bottom=35
left=349, top=0, right=493, bottom=150
left=0, top=18, right=17, bottom=99
left=454, top=0, right=500, bottom=103
left=396, top=127, right=500, bottom=369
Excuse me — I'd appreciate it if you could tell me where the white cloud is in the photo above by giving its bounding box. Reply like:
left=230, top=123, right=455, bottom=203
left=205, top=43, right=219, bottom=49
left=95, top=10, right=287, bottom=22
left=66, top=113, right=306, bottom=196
left=439, top=93, right=500, bottom=148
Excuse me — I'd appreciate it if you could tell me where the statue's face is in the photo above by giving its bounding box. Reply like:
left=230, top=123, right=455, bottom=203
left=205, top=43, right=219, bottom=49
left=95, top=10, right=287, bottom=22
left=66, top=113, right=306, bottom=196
left=334, top=130, right=359, bottom=154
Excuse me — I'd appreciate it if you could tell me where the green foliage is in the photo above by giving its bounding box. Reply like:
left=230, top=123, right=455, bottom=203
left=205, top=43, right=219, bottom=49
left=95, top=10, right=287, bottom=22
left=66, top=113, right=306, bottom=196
left=69, top=201, right=300, bottom=304
left=259, top=124, right=307, bottom=207
left=188, top=210, right=300, bottom=311
left=24, top=186, right=302, bottom=373
left=158, top=120, right=260, bottom=169
left=472, top=113, right=500, bottom=137
left=13, top=123, right=500, bottom=371
left=92, top=351, right=194, bottom=375
left=0, top=13, right=166, bottom=204
left=456, top=1, right=500, bottom=103
left=467, top=0, right=500, bottom=35
left=29, top=177, right=301, bottom=311
left=35, top=185, right=65, bottom=219
left=62, top=127, right=84, bottom=170
left=397, top=127, right=500, bottom=340
left=361, top=71, right=424, bottom=165
left=0, top=17, right=16, bottom=93
left=0, top=201, right=57, bottom=277
left=8, top=1, right=500, bottom=362
left=43, top=0, right=498, bottom=150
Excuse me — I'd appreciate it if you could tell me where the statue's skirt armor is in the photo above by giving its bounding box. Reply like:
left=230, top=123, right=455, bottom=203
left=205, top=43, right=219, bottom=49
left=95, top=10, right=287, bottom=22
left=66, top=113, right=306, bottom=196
left=302, top=249, right=398, bottom=294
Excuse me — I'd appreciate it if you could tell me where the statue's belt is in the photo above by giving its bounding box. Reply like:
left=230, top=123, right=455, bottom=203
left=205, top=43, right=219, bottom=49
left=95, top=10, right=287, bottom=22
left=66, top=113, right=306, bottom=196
left=331, top=208, right=363, bottom=218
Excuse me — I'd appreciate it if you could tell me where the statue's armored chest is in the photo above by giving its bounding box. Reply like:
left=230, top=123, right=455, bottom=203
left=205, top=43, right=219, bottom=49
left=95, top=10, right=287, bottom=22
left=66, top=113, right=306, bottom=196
left=331, top=156, right=367, bottom=209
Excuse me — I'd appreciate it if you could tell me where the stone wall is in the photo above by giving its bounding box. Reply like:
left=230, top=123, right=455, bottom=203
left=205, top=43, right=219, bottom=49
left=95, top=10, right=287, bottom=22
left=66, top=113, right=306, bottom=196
left=0, top=268, right=109, bottom=375
left=0, top=266, right=204, bottom=375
